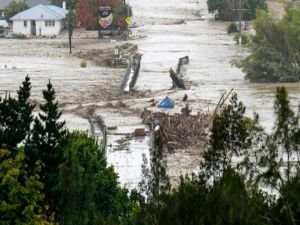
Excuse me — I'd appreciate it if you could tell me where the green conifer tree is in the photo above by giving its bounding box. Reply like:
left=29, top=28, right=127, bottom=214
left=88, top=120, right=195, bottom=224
left=200, top=93, right=250, bottom=181
left=25, top=80, right=66, bottom=216
left=138, top=130, right=170, bottom=225
left=0, top=75, right=34, bottom=150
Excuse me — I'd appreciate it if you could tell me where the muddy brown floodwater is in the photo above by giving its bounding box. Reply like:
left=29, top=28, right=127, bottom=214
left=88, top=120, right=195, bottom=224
left=0, top=0, right=299, bottom=188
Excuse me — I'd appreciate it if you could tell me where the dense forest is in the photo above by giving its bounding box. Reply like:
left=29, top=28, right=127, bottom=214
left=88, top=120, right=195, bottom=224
left=1, top=76, right=300, bottom=224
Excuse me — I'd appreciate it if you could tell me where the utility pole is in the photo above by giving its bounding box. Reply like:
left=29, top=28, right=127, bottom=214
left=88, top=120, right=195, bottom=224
left=231, top=0, right=248, bottom=32
left=231, top=0, right=248, bottom=45
left=68, top=24, right=73, bottom=54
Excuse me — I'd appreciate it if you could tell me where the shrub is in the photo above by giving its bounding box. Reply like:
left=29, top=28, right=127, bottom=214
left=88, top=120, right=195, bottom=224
left=227, top=22, right=238, bottom=34
left=80, top=60, right=87, bottom=68
left=234, top=32, right=250, bottom=45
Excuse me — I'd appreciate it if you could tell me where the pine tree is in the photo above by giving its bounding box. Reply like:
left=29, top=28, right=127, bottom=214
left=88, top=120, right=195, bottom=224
left=0, top=75, right=34, bottom=150
left=25, top=80, right=66, bottom=215
left=273, top=87, right=299, bottom=182
left=138, top=130, right=170, bottom=225
left=200, top=93, right=250, bottom=182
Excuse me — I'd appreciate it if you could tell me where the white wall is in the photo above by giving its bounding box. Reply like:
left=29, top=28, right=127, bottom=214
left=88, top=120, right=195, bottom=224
left=36, top=20, right=64, bottom=36
left=13, top=20, right=65, bottom=36
left=12, top=20, right=32, bottom=36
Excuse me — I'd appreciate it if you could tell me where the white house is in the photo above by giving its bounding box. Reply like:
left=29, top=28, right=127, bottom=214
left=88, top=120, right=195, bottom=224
left=10, top=4, right=68, bottom=36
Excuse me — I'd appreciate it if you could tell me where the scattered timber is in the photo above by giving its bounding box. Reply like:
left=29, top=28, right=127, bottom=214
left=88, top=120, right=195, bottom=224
left=141, top=108, right=210, bottom=150
left=121, top=54, right=142, bottom=92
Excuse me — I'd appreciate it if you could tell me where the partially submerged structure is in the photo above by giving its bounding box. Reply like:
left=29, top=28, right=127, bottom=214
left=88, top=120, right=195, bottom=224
left=121, top=54, right=142, bottom=92
left=10, top=4, right=67, bottom=36
left=169, top=56, right=190, bottom=89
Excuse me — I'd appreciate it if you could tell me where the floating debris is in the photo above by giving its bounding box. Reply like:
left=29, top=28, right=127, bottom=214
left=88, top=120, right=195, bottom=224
left=141, top=108, right=210, bottom=150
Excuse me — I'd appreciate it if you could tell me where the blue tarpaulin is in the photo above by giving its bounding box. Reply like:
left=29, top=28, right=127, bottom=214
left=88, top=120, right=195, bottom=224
left=157, top=96, right=175, bottom=109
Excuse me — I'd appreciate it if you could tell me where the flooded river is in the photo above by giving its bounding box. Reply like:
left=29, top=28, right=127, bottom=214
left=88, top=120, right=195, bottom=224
left=130, top=0, right=300, bottom=132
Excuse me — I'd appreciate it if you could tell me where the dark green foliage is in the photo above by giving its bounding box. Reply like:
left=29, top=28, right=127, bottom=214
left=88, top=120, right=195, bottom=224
left=237, top=8, right=300, bottom=82
left=207, top=0, right=267, bottom=21
left=136, top=132, right=171, bottom=225
left=256, top=87, right=300, bottom=190
left=4, top=0, right=29, bottom=21
left=0, top=148, right=53, bottom=225
left=234, top=32, right=250, bottom=45
left=200, top=93, right=250, bottom=181
left=3, top=76, right=300, bottom=225
left=274, top=175, right=300, bottom=225
left=227, top=22, right=238, bottom=34
left=139, top=133, right=170, bottom=202
left=57, top=131, right=135, bottom=225
left=25, top=81, right=67, bottom=215
left=273, top=87, right=299, bottom=182
left=244, top=0, right=268, bottom=20
left=0, top=75, right=34, bottom=150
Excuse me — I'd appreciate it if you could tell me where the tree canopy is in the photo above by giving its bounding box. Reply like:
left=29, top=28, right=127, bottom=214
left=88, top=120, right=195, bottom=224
left=4, top=0, right=29, bottom=21
left=236, top=7, right=300, bottom=82
left=1, top=76, right=300, bottom=225
left=207, top=0, right=267, bottom=21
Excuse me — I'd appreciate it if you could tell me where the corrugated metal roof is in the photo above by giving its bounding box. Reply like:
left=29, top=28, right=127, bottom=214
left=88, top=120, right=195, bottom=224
left=10, top=4, right=68, bottom=20
left=0, top=0, right=49, bottom=10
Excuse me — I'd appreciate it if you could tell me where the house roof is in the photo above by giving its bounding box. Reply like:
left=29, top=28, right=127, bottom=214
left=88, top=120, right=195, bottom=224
left=10, top=4, right=68, bottom=21
left=0, top=0, right=49, bottom=10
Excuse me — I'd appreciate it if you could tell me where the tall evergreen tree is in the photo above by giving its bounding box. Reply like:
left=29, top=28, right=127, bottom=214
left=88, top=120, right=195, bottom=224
left=25, top=80, right=66, bottom=215
left=200, top=93, right=250, bottom=181
left=273, top=87, right=299, bottom=182
left=0, top=75, right=34, bottom=150
left=138, top=130, right=170, bottom=225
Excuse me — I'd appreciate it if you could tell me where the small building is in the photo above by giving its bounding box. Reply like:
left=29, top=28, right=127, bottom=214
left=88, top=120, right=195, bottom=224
left=10, top=4, right=67, bottom=36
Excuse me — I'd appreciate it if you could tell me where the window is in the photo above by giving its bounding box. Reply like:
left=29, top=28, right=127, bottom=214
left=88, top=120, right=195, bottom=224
left=45, top=20, right=55, bottom=27
left=24, top=21, right=27, bottom=27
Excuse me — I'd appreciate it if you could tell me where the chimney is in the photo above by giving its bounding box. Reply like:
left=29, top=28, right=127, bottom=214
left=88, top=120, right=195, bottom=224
left=62, top=1, right=66, bottom=9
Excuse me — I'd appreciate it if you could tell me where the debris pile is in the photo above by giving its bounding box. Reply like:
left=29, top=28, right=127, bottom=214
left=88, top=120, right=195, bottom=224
left=141, top=109, right=210, bottom=150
